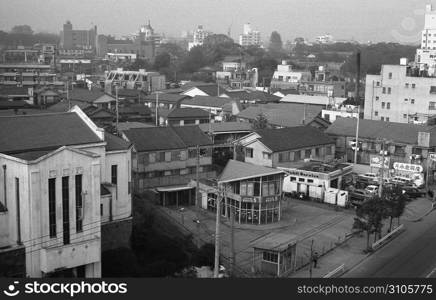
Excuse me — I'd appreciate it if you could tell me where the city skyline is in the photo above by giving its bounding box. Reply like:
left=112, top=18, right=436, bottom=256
left=0, top=0, right=432, bottom=43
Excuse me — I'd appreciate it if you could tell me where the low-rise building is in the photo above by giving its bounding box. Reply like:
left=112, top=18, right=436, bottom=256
left=123, top=126, right=215, bottom=198
left=238, top=126, right=336, bottom=168
left=104, top=68, right=165, bottom=94
left=166, top=107, right=212, bottom=126
left=236, top=103, right=330, bottom=130
left=180, top=96, right=242, bottom=121
left=325, top=117, right=436, bottom=180
left=270, top=61, right=311, bottom=90
left=196, top=159, right=285, bottom=225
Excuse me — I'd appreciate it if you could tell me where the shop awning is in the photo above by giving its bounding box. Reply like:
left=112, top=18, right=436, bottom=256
left=156, top=185, right=195, bottom=193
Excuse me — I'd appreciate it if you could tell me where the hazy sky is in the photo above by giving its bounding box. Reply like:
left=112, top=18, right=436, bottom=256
left=0, top=0, right=432, bottom=43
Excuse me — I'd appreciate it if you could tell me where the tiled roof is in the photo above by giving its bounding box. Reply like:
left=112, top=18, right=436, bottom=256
left=237, top=103, right=322, bottom=127
left=181, top=96, right=235, bottom=108
left=124, top=125, right=212, bottom=152
left=224, top=90, right=280, bottom=103
left=255, top=126, right=334, bottom=152
left=198, top=122, right=253, bottom=133
left=143, top=93, right=189, bottom=104
left=118, top=104, right=152, bottom=116
left=180, top=81, right=217, bottom=90
left=280, top=94, right=347, bottom=106
left=105, top=132, right=131, bottom=152
left=325, top=118, right=436, bottom=146
left=47, top=100, right=93, bottom=112
left=167, top=108, right=212, bottom=119
left=0, top=100, right=30, bottom=108
left=68, top=87, right=107, bottom=103
left=117, top=122, right=155, bottom=131
left=115, top=89, right=147, bottom=98
left=0, top=86, right=30, bottom=96
left=218, top=160, right=284, bottom=183
left=0, top=112, right=102, bottom=154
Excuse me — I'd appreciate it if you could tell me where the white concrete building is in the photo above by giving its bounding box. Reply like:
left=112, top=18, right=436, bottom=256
left=416, top=4, right=436, bottom=76
left=364, top=61, right=436, bottom=124
left=270, top=61, right=310, bottom=89
left=239, top=23, right=261, bottom=47
left=0, top=107, right=132, bottom=277
left=188, top=25, right=211, bottom=51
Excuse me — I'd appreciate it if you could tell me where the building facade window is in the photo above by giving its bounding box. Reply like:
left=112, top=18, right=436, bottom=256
left=375, top=96, right=379, bottom=101
left=405, top=83, right=409, bottom=88
left=403, top=114, right=407, bottom=119
left=430, top=102, right=436, bottom=110
left=245, top=147, right=254, bottom=158
left=412, top=83, right=416, bottom=88
left=381, top=117, right=385, bottom=121
left=262, top=152, right=271, bottom=160
left=388, top=72, right=392, bottom=79
left=75, top=174, right=83, bottom=233
left=111, top=165, right=117, bottom=185
left=382, top=87, right=386, bottom=94
left=382, top=102, right=385, bottom=109
left=387, top=102, right=390, bottom=109
left=387, top=87, right=391, bottom=94
left=48, top=178, right=56, bottom=238
left=374, top=111, right=378, bottom=116
left=262, top=251, right=278, bottom=263
left=411, top=99, right=415, bottom=104
left=62, top=176, right=70, bottom=245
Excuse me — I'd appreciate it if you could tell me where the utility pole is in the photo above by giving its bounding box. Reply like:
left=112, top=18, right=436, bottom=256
left=195, top=145, right=200, bottom=208
left=230, top=203, right=235, bottom=277
left=379, top=139, right=386, bottom=197
left=155, top=92, right=159, bottom=126
left=66, top=80, right=70, bottom=110
left=354, top=105, right=360, bottom=165
left=115, top=85, right=119, bottom=131
left=214, top=185, right=222, bottom=278
left=309, top=239, right=314, bottom=278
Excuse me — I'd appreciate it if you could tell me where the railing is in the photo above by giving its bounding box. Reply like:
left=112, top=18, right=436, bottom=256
left=371, top=224, right=404, bottom=251
left=323, top=264, right=345, bottom=278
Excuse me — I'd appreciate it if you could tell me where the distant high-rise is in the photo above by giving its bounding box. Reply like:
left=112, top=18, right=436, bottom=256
left=60, top=21, right=97, bottom=51
left=239, top=23, right=261, bottom=47
left=416, top=4, right=436, bottom=76
left=188, top=25, right=211, bottom=51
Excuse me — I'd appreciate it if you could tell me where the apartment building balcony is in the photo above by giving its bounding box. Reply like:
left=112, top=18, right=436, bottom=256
left=135, top=170, right=216, bottom=190
left=40, top=235, right=100, bottom=274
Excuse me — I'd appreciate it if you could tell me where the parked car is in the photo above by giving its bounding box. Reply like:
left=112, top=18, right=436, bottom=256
left=401, top=186, right=425, bottom=199
left=358, top=173, right=379, bottom=182
left=349, top=189, right=373, bottom=205
left=365, top=185, right=379, bottom=194
left=390, top=176, right=413, bottom=186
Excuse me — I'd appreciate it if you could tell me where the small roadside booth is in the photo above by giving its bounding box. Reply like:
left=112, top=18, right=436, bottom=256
left=156, top=185, right=196, bottom=207
left=251, top=233, right=297, bottom=277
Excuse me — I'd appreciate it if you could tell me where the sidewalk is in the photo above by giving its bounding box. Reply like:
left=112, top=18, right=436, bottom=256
left=290, top=197, right=434, bottom=278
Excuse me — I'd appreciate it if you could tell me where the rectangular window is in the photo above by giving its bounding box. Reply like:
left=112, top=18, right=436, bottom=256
left=375, top=96, right=379, bottom=101
left=403, top=114, right=407, bottom=119
left=386, top=117, right=390, bottom=122
left=75, top=175, right=83, bottom=233
left=388, top=72, right=392, bottom=79
left=430, top=102, right=436, bottom=110
left=62, top=176, right=70, bottom=245
left=430, top=86, right=436, bottom=94
left=412, top=83, right=416, bottom=88
left=375, top=111, right=378, bottom=116
left=387, top=87, right=391, bottom=94
left=100, top=204, right=103, bottom=216
left=387, top=102, right=390, bottom=109
left=376, top=81, right=380, bottom=86
left=382, top=102, right=385, bottom=109
left=404, top=98, right=408, bottom=102
left=381, top=117, right=385, bottom=121
left=411, top=99, right=415, bottom=104
left=262, top=251, right=278, bottom=263
left=111, top=165, right=117, bottom=185
left=382, top=87, right=386, bottom=94
left=405, top=83, right=409, bottom=88
left=299, top=178, right=305, bottom=182
left=48, top=178, right=56, bottom=238
left=290, top=177, right=297, bottom=182
left=245, top=148, right=253, bottom=158
left=305, top=149, right=311, bottom=158
left=262, top=152, right=271, bottom=160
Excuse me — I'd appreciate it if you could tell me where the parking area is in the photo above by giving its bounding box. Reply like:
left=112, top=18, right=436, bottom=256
left=159, top=198, right=356, bottom=277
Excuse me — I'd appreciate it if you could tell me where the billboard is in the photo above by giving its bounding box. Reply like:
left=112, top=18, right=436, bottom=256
left=369, top=155, right=390, bottom=169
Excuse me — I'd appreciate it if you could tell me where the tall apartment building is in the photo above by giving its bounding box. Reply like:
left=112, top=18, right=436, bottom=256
left=239, top=23, right=261, bottom=47
left=416, top=4, right=436, bottom=76
left=364, top=4, right=436, bottom=124
left=60, top=21, right=97, bottom=51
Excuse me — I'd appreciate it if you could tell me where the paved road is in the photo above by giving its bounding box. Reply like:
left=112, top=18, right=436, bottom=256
left=343, top=209, right=436, bottom=278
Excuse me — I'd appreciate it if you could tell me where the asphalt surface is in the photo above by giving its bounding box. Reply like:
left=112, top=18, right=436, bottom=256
left=343, top=209, right=436, bottom=278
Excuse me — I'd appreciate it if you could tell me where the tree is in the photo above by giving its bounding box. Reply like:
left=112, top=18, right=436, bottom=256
left=125, top=58, right=152, bottom=71
left=383, top=186, right=407, bottom=232
left=252, top=113, right=269, bottom=130
left=153, top=52, right=171, bottom=70
left=352, top=196, right=388, bottom=251
left=181, top=46, right=208, bottom=73
left=10, top=25, right=33, bottom=35
left=268, top=31, right=283, bottom=57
